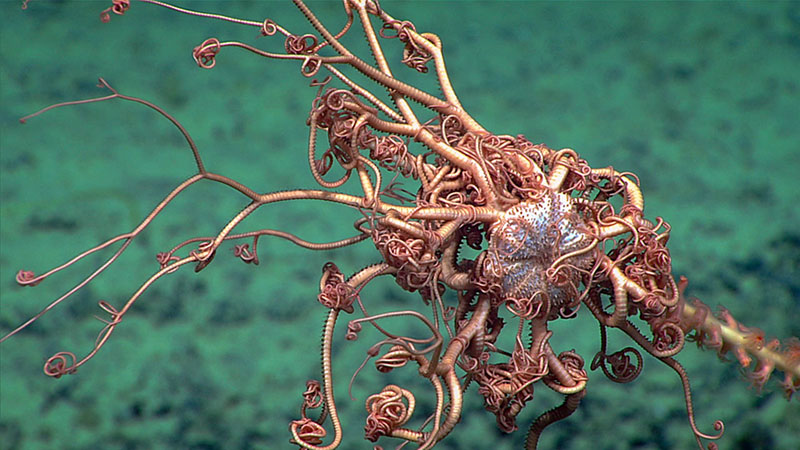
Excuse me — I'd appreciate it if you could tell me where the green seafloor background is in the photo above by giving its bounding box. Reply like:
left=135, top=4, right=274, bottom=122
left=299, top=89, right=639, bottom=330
left=0, top=1, right=798, bottom=449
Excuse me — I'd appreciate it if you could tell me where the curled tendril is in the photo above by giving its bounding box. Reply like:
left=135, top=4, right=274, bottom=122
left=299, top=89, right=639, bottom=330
left=302, top=380, right=323, bottom=409
left=191, top=241, right=216, bottom=272
left=193, top=38, right=221, bottom=69
left=364, top=385, right=415, bottom=442
left=505, top=293, right=546, bottom=320
left=591, top=347, right=643, bottom=383
left=652, top=322, right=685, bottom=357
left=401, top=44, right=432, bottom=73
left=379, top=20, right=415, bottom=40
left=100, top=0, right=130, bottom=23
left=233, top=243, right=259, bottom=265
left=16, top=269, right=40, bottom=286
left=378, top=19, right=432, bottom=72
left=97, top=300, right=119, bottom=319
left=300, top=56, right=322, bottom=77
left=542, top=351, right=587, bottom=395
left=318, top=262, right=356, bottom=312
left=44, top=351, right=78, bottom=378
left=155, top=252, right=180, bottom=270
left=346, top=321, right=362, bottom=341
left=285, top=34, right=318, bottom=55
left=309, top=75, right=332, bottom=88
left=260, top=18, right=277, bottom=36
left=323, top=89, right=352, bottom=111
left=374, top=346, right=411, bottom=373
left=290, top=417, right=326, bottom=446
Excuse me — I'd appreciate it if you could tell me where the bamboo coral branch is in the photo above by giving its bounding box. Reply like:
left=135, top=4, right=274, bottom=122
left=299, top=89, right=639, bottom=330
left=682, top=299, right=800, bottom=397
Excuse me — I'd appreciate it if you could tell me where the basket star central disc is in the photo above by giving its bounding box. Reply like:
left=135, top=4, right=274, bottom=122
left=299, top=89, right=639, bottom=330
left=487, top=190, right=595, bottom=311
